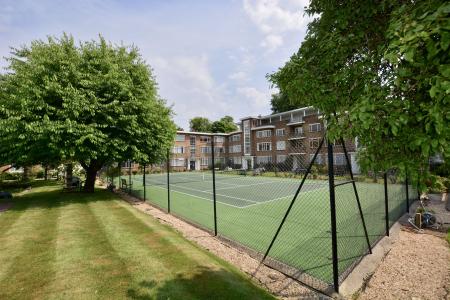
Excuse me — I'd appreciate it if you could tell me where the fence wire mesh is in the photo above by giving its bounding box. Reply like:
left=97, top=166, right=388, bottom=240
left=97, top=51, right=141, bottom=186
left=109, top=130, right=418, bottom=294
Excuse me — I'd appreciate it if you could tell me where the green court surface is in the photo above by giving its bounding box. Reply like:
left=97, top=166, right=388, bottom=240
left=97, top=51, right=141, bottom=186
left=114, top=171, right=414, bottom=287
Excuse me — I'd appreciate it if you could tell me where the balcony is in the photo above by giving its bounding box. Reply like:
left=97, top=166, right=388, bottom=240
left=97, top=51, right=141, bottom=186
left=287, top=117, right=304, bottom=126
left=288, top=132, right=305, bottom=140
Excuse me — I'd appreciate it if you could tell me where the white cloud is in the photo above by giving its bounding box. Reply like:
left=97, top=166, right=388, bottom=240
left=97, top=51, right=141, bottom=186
left=243, top=0, right=310, bottom=51
left=237, top=86, right=271, bottom=111
left=229, top=71, right=249, bottom=81
left=260, top=34, right=283, bottom=52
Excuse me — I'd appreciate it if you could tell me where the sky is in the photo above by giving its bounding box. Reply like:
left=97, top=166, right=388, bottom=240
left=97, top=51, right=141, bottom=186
left=0, top=0, right=312, bottom=129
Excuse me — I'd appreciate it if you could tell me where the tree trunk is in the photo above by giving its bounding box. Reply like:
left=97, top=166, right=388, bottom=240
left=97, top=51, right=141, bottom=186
left=84, top=167, right=98, bottom=192
left=44, top=166, right=48, bottom=181
left=23, top=166, right=30, bottom=181
left=81, top=159, right=104, bottom=192
left=65, top=163, right=73, bottom=188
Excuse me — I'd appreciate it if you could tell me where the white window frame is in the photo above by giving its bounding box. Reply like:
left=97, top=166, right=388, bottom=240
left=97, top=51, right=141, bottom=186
left=309, top=138, right=320, bottom=149
left=275, top=128, right=285, bottom=137
left=256, top=130, right=272, bottom=138
left=309, top=123, right=321, bottom=132
left=257, top=142, right=272, bottom=152
left=276, top=141, right=286, bottom=151
left=201, top=146, right=211, bottom=153
left=231, top=134, right=241, bottom=142
left=175, top=134, right=185, bottom=142
left=276, top=155, right=287, bottom=163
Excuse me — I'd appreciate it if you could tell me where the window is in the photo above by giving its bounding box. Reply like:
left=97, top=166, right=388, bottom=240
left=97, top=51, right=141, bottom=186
left=333, top=140, right=343, bottom=146
left=257, top=142, right=272, bottom=151
left=277, top=155, right=287, bottom=163
left=294, top=127, right=303, bottom=135
left=172, top=146, right=184, bottom=154
left=310, top=154, right=324, bottom=164
left=199, top=136, right=211, bottom=143
left=170, top=158, right=185, bottom=167
left=276, top=141, right=286, bottom=151
left=201, top=146, right=211, bottom=153
left=334, top=153, right=345, bottom=165
left=231, top=157, right=242, bottom=165
left=190, top=136, right=196, bottom=145
left=190, top=146, right=196, bottom=155
left=201, top=157, right=211, bottom=166
left=275, top=129, right=285, bottom=137
left=256, top=156, right=272, bottom=164
left=214, top=147, right=224, bottom=153
left=309, top=138, right=320, bottom=149
left=256, top=130, right=272, bottom=138
left=229, top=145, right=241, bottom=153
left=121, top=161, right=134, bottom=168
left=309, top=123, right=321, bottom=132
left=231, top=134, right=241, bottom=142
left=214, top=136, right=224, bottom=143
left=175, top=134, right=185, bottom=142
left=244, top=120, right=251, bottom=155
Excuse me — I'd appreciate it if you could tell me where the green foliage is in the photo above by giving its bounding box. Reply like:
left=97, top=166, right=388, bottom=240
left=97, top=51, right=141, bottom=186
left=210, top=116, right=238, bottom=133
left=269, top=1, right=450, bottom=190
left=189, top=116, right=238, bottom=133
left=0, top=34, right=176, bottom=191
left=269, top=92, right=304, bottom=113
left=189, top=117, right=212, bottom=132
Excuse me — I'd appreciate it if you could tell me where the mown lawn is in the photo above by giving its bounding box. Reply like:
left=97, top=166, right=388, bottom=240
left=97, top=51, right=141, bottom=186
left=0, top=184, right=274, bottom=299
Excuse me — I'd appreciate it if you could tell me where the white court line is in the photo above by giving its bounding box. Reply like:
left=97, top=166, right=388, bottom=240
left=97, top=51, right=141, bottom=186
left=147, top=184, right=245, bottom=208
left=204, top=180, right=282, bottom=192
left=243, top=185, right=330, bottom=208
left=173, top=184, right=258, bottom=204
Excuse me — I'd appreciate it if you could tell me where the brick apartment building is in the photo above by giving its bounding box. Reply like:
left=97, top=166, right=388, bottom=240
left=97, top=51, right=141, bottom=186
left=168, top=106, right=360, bottom=173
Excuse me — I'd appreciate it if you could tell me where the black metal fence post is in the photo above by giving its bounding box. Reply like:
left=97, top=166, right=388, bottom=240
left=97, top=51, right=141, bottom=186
left=405, top=168, right=409, bottom=213
left=143, top=164, right=146, bottom=201
left=118, top=162, right=122, bottom=189
left=384, top=172, right=389, bottom=236
left=211, top=135, right=218, bottom=236
left=327, top=141, right=339, bottom=293
left=128, top=161, right=132, bottom=194
left=167, top=149, right=171, bottom=213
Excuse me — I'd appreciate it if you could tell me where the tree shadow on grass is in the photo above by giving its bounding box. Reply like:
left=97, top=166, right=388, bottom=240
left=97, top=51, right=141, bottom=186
left=4, top=186, right=117, bottom=212
left=127, top=266, right=274, bottom=300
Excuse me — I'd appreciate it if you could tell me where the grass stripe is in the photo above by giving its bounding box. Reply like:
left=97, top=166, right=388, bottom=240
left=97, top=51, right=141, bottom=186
left=0, top=188, right=61, bottom=299
left=46, top=195, right=133, bottom=299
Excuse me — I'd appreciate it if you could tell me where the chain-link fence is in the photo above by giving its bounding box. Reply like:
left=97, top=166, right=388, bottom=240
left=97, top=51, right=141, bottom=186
left=107, top=133, right=417, bottom=295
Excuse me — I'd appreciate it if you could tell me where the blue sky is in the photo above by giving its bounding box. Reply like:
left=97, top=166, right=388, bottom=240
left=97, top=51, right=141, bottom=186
left=0, top=0, right=311, bottom=129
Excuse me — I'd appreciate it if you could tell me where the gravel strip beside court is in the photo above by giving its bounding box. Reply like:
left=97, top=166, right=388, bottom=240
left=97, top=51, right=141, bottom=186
left=358, top=228, right=450, bottom=300
left=116, top=191, right=328, bottom=300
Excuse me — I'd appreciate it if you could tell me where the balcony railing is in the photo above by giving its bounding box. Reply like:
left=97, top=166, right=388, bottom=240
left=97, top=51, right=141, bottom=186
left=287, top=117, right=304, bottom=124
left=288, top=132, right=305, bottom=139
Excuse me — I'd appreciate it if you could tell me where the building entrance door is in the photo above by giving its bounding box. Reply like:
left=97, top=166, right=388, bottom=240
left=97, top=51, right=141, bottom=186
left=189, top=160, right=196, bottom=171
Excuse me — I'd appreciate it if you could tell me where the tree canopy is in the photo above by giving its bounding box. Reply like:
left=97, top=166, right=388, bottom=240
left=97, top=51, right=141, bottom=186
left=269, top=0, right=450, bottom=186
left=0, top=34, right=176, bottom=191
left=269, top=92, right=302, bottom=113
left=189, top=117, right=212, bottom=132
left=189, top=116, right=238, bottom=133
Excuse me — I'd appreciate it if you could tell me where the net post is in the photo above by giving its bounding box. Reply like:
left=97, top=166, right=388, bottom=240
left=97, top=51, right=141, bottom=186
left=167, top=149, right=171, bottom=213
left=327, top=141, right=339, bottom=294
left=384, top=172, right=389, bottom=236
left=211, top=135, right=218, bottom=236
left=143, top=164, right=146, bottom=201
left=405, top=168, right=409, bottom=213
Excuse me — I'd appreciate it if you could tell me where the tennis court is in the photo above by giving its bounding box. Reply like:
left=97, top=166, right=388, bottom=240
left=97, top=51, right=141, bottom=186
left=115, top=170, right=415, bottom=290
left=141, top=171, right=329, bottom=208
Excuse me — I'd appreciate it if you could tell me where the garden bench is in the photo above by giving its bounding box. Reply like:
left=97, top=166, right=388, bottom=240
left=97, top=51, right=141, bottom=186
left=121, top=179, right=132, bottom=191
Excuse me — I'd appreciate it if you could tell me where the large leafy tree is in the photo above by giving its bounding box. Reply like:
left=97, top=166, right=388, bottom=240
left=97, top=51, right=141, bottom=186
left=189, top=117, right=212, bottom=132
left=269, top=92, right=302, bottom=113
left=269, top=0, right=450, bottom=187
left=0, top=34, right=176, bottom=191
left=210, top=116, right=238, bottom=133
